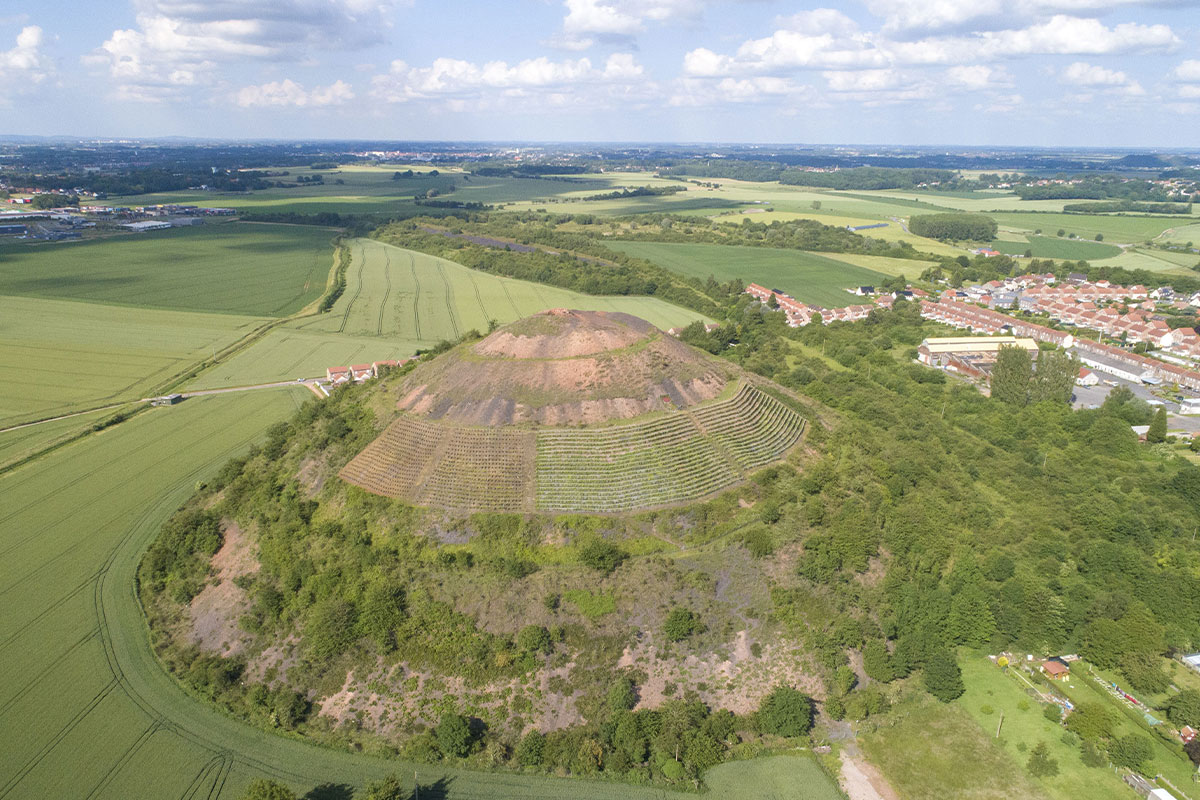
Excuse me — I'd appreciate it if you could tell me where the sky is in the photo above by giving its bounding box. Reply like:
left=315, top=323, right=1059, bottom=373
left=2, top=1, right=1200, bottom=146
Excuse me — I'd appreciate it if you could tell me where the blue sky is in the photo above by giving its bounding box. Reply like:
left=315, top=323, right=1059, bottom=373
left=2, top=1, right=1199, bottom=145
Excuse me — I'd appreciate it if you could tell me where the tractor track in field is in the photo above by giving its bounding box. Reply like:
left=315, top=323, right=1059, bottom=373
left=376, top=249, right=392, bottom=336
left=409, top=251, right=423, bottom=340
left=434, top=259, right=461, bottom=339
left=466, top=271, right=490, bottom=325
left=0, top=627, right=99, bottom=718
left=0, top=677, right=118, bottom=799
left=180, top=754, right=234, bottom=800
left=83, top=720, right=162, bottom=800
left=499, top=278, right=522, bottom=318
left=336, top=243, right=366, bottom=334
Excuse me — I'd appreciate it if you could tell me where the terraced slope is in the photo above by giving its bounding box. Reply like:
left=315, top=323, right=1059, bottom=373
left=342, top=381, right=804, bottom=514
left=534, top=383, right=804, bottom=512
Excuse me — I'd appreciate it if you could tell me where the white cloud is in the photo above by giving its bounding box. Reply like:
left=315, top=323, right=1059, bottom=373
left=1174, top=60, right=1200, bottom=82
left=823, top=68, right=905, bottom=92
left=370, top=53, right=648, bottom=109
left=685, top=12, right=1180, bottom=79
left=1178, top=85, right=1200, bottom=99
left=866, top=0, right=1194, bottom=36
left=945, top=64, right=1011, bottom=90
left=1061, top=61, right=1144, bottom=95
left=88, top=1, right=399, bottom=99
left=235, top=78, right=354, bottom=107
left=0, top=25, right=50, bottom=81
left=984, top=15, right=1178, bottom=56
left=554, top=0, right=712, bottom=48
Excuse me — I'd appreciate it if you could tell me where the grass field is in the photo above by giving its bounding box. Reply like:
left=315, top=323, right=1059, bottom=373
left=0, top=296, right=265, bottom=425
left=606, top=241, right=891, bottom=307
left=987, top=212, right=1184, bottom=245
left=989, top=236, right=1122, bottom=260
left=0, top=223, right=334, bottom=315
left=190, top=239, right=709, bottom=389
left=1091, top=248, right=1200, bottom=275
left=0, top=406, right=123, bottom=471
left=956, top=656, right=1129, bottom=800
left=704, top=754, right=843, bottom=799
left=821, top=252, right=937, bottom=279
left=1158, top=221, right=1200, bottom=245
left=860, top=691, right=1049, bottom=800
left=0, top=389, right=702, bottom=799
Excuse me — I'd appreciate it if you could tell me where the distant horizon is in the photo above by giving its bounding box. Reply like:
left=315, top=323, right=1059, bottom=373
left=3, top=2, right=1200, bottom=146
left=1, top=135, right=1198, bottom=154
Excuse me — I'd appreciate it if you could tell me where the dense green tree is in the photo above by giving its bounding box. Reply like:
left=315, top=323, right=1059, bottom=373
left=577, top=537, right=628, bottom=573
left=664, top=608, right=703, bottom=642
left=1026, top=741, right=1059, bottom=777
left=516, top=731, right=546, bottom=767
left=991, top=345, right=1032, bottom=406
left=862, top=639, right=894, bottom=683
left=239, top=779, right=296, bottom=800
left=361, top=774, right=406, bottom=800
left=908, top=213, right=998, bottom=241
left=436, top=713, right=473, bottom=758
left=1147, top=406, right=1167, bottom=444
left=946, top=585, right=997, bottom=647
left=358, top=580, right=406, bottom=651
left=516, top=625, right=553, bottom=655
left=607, top=677, right=638, bottom=712
left=303, top=599, right=357, bottom=661
left=1107, top=734, right=1154, bottom=773
left=1030, top=349, right=1080, bottom=405
left=757, top=686, right=814, bottom=737
left=923, top=650, right=965, bottom=702
left=1165, top=689, right=1200, bottom=729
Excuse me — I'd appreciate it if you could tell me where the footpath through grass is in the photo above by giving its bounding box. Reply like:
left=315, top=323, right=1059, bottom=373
left=0, top=390, right=688, bottom=799
left=605, top=241, right=891, bottom=308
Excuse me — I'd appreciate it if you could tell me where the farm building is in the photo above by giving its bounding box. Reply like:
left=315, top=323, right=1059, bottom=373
left=371, top=360, right=404, bottom=377
left=349, top=364, right=374, bottom=382
left=0, top=224, right=27, bottom=236
left=1183, top=653, right=1200, bottom=673
left=1039, top=659, right=1070, bottom=681
left=327, top=367, right=352, bottom=385
left=1076, top=367, right=1099, bottom=386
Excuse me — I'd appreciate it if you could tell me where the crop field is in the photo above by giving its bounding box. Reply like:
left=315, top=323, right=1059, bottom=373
left=1085, top=248, right=1199, bottom=275
left=989, top=236, right=1122, bottom=260
left=0, top=296, right=265, bottom=425
left=0, top=389, right=688, bottom=799
left=0, top=406, right=120, bottom=471
left=190, top=240, right=708, bottom=389
left=820, top=252, right=937, bottom=278
left=987, top=212, right=1184, bottom=244
left=606, top=241, right=892, bottom=307
left=0, top=223, right=334, bottom=315
left=1158, top=221, right=1200, bottom=245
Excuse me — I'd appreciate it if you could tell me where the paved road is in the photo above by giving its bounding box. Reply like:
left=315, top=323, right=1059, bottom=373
left=1072, top=376, right=1200, bottom=434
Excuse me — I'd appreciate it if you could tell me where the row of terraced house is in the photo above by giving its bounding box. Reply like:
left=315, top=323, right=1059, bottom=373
left=919, top=299, right=1200, bottom=393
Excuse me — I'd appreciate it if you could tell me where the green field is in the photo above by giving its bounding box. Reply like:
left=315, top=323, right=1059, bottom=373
left=0, top=406, right=123, bottom=471
left=0, top=388, right=742, bottom=799
left=704, top=754, right=842, bottom=799
left=989, top=236, right=1122, bottom=260
left=0, top=223, right=334, bottom=315
left=988, top=212, right=1184, bottom=245
left=190, top=239, right=709, bottom=389
left=0, top=296, right=264, bottom=425
left=861, top=691, right=1049, bottom=800
left=606, top=241, right=892, bottom=307
left=956, top=656, right=1129, bottom=800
